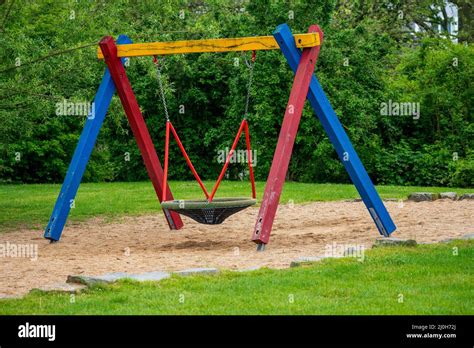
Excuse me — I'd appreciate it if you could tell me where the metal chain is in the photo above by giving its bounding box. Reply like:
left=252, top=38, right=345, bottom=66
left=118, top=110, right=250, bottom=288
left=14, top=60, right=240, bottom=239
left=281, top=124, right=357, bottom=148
left=243, top=52, right=255, bottom=120
left=155, top=54, right=254, bottom=122
left=154, top=57, right=170, bottom=121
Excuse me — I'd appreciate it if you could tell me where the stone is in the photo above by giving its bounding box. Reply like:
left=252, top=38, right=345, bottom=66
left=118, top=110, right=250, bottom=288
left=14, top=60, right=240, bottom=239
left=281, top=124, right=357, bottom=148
left=373, top=237, right=417, bottom=247
left=127, top=271, right=171, bottom=282
left=234, top=266, right=261, bottom=272
left=439, top=238, right=456, bottom=244
left=290, top=256, right=325, bottom=268
left=462, top=233, right=474, bottom=240
left=440, top=192, right=457, bottom=200
left=440, top=234, right=474, bottom=243
left=0, top=294, right=22, bottom=299
left=173, top=268, right=219, bottom=276
left=34, top=282, right=86, bottom=294
left=67, top=271, right=170, bottom=286
left=67, top=273, right=126, bottom=286
left=459, top=193, right=474, bottom=200
left=407, top=192, right=440, bottom=202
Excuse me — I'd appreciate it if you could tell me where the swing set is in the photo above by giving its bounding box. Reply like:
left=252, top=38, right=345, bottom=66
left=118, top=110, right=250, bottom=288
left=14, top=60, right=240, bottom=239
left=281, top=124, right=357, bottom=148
left=44, top=23, right=396, bottom=250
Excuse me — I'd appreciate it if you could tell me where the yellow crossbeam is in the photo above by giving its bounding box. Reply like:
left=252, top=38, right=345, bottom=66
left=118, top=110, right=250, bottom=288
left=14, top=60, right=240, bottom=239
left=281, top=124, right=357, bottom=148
left=97, top=33, right=320, bottom=59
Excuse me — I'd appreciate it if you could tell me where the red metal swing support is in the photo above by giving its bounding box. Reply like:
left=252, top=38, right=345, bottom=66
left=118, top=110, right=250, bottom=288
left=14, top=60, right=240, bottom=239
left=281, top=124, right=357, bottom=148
left=161, top=119, right=257, bottom=203
left=162, top=120, right=210, bottom=201
left=208, top=119, right=256, bottom=202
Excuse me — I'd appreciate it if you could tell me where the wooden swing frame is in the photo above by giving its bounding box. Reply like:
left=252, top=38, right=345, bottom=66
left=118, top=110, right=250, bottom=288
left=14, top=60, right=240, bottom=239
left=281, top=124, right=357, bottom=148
left=44, top=24, right=396, bottom=250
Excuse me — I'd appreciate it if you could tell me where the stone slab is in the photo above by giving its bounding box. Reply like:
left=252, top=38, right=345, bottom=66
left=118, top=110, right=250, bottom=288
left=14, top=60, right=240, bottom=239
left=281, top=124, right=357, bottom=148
left=173, top=268, right=219, bottom=276
left=34, top=282, right=87, bottom=294
left=440, top=192, right=457, bottom=200
left=234, top=266, right=262, bottom=272
left=407, top=192, right=440, bottom=202
left=373, top=237, right=417, bottom=247
left=459, top=193, right=474, bottom=200
left=67, top=271, right=170, bottom=286
left=290, top=256, right=326, bottom=268
left=462, top=233, right=474, bottom=240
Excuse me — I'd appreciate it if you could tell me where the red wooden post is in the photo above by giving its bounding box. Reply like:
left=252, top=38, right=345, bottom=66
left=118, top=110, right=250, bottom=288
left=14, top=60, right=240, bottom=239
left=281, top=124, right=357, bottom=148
left=252, top=25, right=322, bottom=247
left=99, top=36, right=183, bottom=230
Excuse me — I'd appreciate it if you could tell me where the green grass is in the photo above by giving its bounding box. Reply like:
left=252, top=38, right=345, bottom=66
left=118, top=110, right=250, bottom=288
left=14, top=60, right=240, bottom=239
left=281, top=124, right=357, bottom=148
left=0, top=181, right=471, bottom=233
left=0, top=240, right=472, bottom=314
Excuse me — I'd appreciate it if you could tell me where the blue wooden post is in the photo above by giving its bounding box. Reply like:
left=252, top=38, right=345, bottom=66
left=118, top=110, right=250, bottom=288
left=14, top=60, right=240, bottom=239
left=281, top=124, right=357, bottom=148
left=274, top=24, right=396, bottom=237
left=44, top=35, right=132, bottom=241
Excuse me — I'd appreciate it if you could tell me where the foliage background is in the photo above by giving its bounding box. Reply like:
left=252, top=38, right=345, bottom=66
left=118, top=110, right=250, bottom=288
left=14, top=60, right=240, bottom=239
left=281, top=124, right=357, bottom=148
left=0, top=0, right=472, bottom=187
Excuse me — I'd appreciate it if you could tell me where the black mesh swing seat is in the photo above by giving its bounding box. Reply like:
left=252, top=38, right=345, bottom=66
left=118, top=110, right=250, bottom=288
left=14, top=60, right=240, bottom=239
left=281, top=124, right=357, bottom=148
left=159, top=118, right=257, bottom=226
left=161, top=198, right=257, bottom=225
left=154, top=52, right=257, bottom=226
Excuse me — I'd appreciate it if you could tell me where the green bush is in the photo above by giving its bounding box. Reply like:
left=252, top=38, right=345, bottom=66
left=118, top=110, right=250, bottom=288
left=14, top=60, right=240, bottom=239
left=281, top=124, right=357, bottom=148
left=449, top=154, right=474, bottom=187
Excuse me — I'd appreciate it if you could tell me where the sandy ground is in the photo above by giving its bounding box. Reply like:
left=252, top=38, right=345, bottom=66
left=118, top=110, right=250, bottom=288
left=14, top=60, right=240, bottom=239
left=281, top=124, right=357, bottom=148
left=0, top=200, right=473, bottom=297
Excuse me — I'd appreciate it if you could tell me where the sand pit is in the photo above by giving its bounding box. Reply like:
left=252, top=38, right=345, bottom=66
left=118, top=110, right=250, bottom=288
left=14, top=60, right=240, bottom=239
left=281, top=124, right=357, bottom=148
left=1, top=199, right=473, bottom=296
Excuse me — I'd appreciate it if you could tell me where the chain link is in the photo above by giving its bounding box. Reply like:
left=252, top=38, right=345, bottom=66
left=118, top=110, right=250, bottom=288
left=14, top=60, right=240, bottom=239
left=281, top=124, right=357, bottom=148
left=243, top=52, right=255, bottom=120
left=154, top=57, right=170, bottom=121
left=156, top=53, right=255, bottom=122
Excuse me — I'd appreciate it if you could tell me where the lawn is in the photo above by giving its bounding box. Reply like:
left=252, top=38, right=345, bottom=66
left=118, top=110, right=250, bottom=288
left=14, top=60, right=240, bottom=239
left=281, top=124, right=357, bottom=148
left=0, top=181, right=471, bottom=232
left=0, top=240, right=472, bottom=315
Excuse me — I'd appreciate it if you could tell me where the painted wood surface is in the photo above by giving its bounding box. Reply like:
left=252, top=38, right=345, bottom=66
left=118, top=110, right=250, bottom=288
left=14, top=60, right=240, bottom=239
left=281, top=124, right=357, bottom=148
left=252, top=25, right=321, bottom=245
left=44, top=35, right=132, bottom=241
left=97, top=33, right=320, bottom=59
left=99, top=36, right=183, bottom=230
left=264, top=23, right=396, bottom=243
